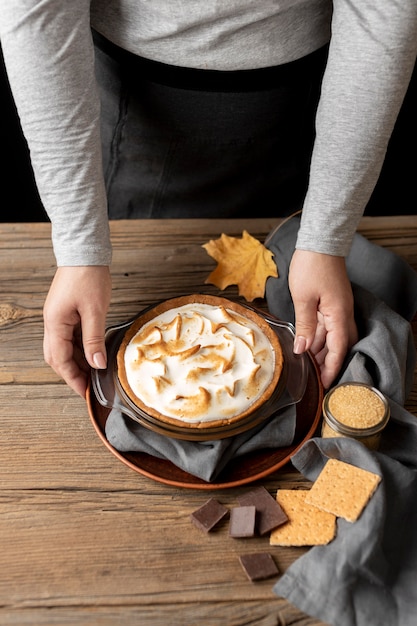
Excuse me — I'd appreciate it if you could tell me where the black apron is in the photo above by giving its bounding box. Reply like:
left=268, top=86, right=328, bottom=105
left=93, top=30, right=327, bottom=220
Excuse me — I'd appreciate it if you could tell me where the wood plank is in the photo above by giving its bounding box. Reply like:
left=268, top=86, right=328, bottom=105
left=0, top=603, right=323, bottom=626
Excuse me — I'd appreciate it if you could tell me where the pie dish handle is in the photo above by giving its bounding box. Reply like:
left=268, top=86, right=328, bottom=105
left=242, top=305, right=309, bottom=410
left=90, top=320, right=140, bottom=422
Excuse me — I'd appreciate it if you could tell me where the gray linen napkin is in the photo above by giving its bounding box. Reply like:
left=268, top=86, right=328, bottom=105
left=265, top=214, right=417, bottom=626
left=105, top=401, right=296, bottom=483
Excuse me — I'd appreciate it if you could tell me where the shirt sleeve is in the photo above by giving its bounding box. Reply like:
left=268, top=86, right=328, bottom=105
left=0, top=0, right=112, bottom=266
left=296, top=0, right=417, bottom=257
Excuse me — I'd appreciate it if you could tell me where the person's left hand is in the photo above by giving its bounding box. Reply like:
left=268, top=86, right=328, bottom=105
left=288, top=249, right=358, bottom=389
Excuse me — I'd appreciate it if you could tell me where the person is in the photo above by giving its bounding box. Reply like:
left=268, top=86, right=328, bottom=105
left=1, top=2, right=416, bottom=399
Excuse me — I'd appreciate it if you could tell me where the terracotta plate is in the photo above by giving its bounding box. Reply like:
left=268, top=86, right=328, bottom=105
left=87, top=350, right=323, bottom=490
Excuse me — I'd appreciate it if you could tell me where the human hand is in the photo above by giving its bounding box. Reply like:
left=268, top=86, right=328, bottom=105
left=288, top=249, right=358, bottom=389
left=43, top=266, right=112, bottom=397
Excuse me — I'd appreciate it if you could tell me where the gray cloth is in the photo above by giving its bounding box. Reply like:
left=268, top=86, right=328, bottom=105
left=265, top=215, right=417, bottom=626
left=276, top=428, right=417, bottom=626
left=105, top=402, right=296, bottom=483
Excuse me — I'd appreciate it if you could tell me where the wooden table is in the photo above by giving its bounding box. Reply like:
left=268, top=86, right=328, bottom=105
left=0, top=217, right=416, bottom=625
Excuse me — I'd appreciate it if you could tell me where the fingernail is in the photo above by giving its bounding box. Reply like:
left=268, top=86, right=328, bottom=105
left=294, top=336, right=307, bottom=354
left=93, top=352, right=107, bottom=369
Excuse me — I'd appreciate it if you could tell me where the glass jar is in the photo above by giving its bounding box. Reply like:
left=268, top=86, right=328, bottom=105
left=321, top=382, right=390, bottom=450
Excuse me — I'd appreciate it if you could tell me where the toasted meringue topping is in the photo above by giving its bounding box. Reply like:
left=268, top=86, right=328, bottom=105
left=121, top=303, right=277, bottom=423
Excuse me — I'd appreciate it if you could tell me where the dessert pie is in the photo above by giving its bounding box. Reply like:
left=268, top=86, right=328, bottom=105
left=116, top=295, right=283, bottom=429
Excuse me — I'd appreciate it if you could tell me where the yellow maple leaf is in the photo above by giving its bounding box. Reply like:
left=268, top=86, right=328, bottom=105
left=202, top=230, right=278, bottom=302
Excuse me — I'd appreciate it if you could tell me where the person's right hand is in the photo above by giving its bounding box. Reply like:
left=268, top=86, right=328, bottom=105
left=289, top=249, right=358, bottom=389
left=43, top=266, right=112, bottom=398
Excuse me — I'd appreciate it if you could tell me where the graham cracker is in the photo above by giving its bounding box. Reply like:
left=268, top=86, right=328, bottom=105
left=270, top=489, right=336, bottom=546
left=305, top=458, right=382, bottom=522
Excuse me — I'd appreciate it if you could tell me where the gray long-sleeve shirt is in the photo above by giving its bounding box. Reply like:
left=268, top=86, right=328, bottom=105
left=1, top=1, right=416, bottom=266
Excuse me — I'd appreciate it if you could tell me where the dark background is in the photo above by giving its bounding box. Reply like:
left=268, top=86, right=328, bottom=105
left=1, top=46, right=416, bottom=223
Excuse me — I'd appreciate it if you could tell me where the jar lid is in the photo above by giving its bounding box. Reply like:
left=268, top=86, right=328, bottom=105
left=322, top=382, right=390, bottom=437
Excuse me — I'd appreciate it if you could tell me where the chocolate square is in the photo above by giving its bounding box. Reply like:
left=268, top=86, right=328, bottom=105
left=190, top=498, right=229, bottom=532
left=239, top=552, right=279, bottom=582
left=229, top=505, right=256, bottom=538
left=238, top=486, right=288, bottom=535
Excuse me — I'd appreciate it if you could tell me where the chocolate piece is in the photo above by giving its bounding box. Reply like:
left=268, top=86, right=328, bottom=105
left=239, top=553, right=279, bottom=582
left=190, top=498, right=229, bottom=532
left=229, top=506, right=256, bottom=538
left=238, top=486, right=288, bottom=535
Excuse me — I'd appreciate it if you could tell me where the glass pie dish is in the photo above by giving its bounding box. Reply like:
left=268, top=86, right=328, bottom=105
left=91, top=299, right=309, bottom=442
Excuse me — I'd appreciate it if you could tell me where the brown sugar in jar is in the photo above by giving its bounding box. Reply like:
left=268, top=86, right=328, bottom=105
left=321, top=382, right=390, bottom=450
